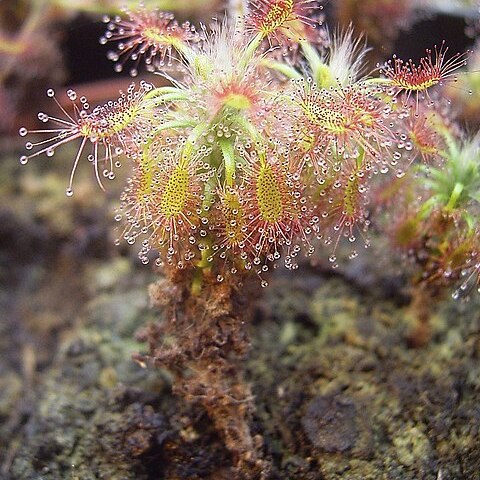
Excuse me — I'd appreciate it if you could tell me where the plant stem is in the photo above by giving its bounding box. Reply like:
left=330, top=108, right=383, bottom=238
left=220, top=138, right=236, bottom=186
left=238, top=33, right=264, bottom=73
left=446, top=182, right=464, bottom=212
left=141, top=270, right=270, bottom=478
left=300, top=40, right=323, bottom=79
left=260, top=59, right=302, bottom=79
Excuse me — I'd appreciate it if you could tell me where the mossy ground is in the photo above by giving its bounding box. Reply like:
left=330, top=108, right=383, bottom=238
left=1, top=148, right=479, bottom=479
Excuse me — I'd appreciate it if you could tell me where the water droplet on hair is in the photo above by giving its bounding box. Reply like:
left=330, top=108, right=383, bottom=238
left=67, top=89, right=77, bottom=101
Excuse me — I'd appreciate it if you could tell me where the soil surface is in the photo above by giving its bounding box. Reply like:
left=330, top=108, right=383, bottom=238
left=1, top=145, right=479, bottom=480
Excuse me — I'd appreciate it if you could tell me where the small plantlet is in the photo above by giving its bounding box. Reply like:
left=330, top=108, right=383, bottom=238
left=381, top=127, right=480, bottom=345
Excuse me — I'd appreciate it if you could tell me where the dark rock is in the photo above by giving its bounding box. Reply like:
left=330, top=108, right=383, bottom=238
left=302, top=394, right=359, bottom=454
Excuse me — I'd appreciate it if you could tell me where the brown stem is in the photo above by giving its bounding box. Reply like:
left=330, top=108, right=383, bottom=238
left=138, top=268, right=270, bottom=478
left=406, top=283, right=434, bottom=348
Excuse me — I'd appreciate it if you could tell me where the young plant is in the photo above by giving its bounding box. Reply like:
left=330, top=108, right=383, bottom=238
left=18, top=0, right=477, bottom=475
left=384, top=120, right=479, bottom=346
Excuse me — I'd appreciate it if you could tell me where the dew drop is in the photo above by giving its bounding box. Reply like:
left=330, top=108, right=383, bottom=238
left=20, top=156, right=28, bottom=165
left=19, top=127, right=28, bottom=137
left=66, top=188, right=74, bottom=197
left=67, top=89, right=77, bottom=101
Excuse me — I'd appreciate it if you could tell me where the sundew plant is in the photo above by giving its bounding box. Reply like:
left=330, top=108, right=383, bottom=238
left=19, top=0, right=479, bottom=476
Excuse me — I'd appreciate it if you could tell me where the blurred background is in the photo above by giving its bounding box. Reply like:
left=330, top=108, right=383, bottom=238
left=1, top=1, right=479, bottom=479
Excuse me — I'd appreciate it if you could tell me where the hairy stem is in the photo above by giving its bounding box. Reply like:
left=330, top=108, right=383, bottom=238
left=139, top=269, right=270, bottom=478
